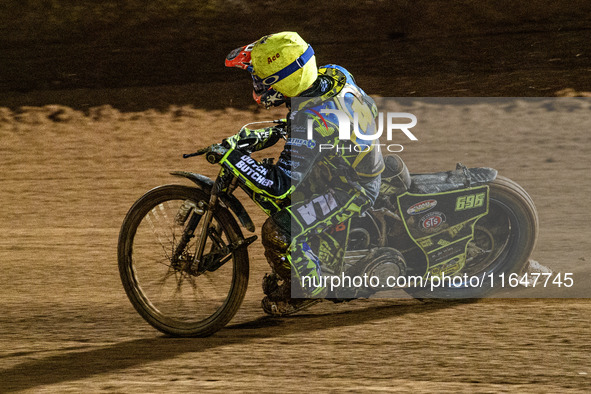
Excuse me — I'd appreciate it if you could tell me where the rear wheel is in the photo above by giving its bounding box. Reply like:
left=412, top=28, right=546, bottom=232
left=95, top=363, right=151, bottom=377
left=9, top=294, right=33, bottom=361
left=118, top=185, right=249, bottom=337
left=405, top=176, right=538, bottom=298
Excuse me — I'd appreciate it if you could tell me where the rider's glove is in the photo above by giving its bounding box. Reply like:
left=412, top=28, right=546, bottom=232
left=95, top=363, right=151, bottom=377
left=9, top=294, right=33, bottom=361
left=273, top=122, right=287, bottom=138
left=221, top=133, right=241, bottom=149
left=222, top=127, right=261, bottom=151
left=222, top=125, right=284, bottom=152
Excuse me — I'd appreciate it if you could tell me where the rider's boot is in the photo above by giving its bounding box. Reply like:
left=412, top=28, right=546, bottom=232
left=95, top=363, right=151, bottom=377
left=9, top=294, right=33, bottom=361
left=260, top=217, right=324, bottom=316
left=261, top=273, right=322, bottom=316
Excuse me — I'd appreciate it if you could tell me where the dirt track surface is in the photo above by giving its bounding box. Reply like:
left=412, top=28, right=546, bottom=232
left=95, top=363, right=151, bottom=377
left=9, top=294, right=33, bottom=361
left=1, top=100, right=590, bottom=392
left=1, top=2, right=591, bottom=392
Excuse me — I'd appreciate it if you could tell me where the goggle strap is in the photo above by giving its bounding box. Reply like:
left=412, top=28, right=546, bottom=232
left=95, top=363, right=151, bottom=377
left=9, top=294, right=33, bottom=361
left=259, top=45, right=314, bottom=86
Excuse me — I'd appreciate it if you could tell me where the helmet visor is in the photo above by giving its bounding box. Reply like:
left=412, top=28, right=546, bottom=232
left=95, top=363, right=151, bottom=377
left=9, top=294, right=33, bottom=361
left=225, top=41, right=287, bottom=107
left=225, top=43, right=255, bottom=71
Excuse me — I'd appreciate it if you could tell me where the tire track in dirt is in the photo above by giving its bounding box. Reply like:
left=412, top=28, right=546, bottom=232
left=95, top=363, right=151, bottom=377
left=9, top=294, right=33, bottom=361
left=0, top=102, right=589, bottom=392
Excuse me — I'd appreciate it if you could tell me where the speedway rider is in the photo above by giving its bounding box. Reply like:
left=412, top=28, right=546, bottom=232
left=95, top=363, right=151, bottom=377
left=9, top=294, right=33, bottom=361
left=224, top=32, right=384, bottom=315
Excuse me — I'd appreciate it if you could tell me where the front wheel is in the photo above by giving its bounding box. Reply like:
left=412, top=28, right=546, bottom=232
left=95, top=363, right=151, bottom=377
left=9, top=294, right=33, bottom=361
left=405, top=176, right=539, bottom=298
left=118, top=185, right=249, bottom=337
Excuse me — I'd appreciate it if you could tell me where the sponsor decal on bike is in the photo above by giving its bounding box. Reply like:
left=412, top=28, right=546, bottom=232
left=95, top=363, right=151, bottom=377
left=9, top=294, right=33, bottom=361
left=235, top=154, right=274, bottom=187
left=447, top=223, right=465, bottom=238
left=431, top=245, right=459, bottom=263
left=420, top=211, right=446, bottom=232
left=418, top=238, right=433, bottom=248
left=407, top=199, right=437, bottom=215
left=428, top=256, right=464, bottom=277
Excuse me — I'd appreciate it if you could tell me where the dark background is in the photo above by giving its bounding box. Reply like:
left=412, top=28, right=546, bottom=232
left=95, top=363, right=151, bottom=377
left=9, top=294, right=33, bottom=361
left=1, top=0, right=590, bottom=111
left=1, top=3, right=590, bottom=391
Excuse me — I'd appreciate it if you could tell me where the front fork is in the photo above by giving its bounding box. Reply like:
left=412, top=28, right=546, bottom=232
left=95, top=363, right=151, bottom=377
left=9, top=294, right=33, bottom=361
left=172, top=169, right=257, bottom=275
left=173, top=172, right=256, bottom=275
left=189, top=172, right=232, bottom=274
left=192, top=192, right=220, bottom=269
left=169, top=171, right=228, bottom=274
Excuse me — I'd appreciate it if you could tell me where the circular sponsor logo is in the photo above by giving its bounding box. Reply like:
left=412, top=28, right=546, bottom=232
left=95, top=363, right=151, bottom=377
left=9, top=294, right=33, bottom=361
left=407, top=199, right=437, bottom=215
left=420, top=211, right=446, bottom=231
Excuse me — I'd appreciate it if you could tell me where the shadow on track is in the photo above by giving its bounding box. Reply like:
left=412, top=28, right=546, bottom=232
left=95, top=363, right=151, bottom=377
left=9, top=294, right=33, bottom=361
left=0, top=299, right=473, bottom=391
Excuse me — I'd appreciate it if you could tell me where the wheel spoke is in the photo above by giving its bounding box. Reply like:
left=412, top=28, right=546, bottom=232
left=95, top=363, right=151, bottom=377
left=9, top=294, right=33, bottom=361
left=118, top=185, right=247, bottom=336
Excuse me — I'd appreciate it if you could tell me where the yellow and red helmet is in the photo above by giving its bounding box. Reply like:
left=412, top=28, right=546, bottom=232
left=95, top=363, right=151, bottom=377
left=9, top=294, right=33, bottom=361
left=225, top=32, right=317, bottom=108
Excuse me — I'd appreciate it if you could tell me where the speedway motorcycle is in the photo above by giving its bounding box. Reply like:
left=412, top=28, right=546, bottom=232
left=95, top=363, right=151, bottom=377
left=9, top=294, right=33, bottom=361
left=118, top=121, right=538, bottom=337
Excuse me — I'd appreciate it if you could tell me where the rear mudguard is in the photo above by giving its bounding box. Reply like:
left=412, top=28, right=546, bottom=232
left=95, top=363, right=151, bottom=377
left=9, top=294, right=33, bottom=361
left=410, top=166, right=498, bottom=194
left=170, top=171, right=255, bottom=232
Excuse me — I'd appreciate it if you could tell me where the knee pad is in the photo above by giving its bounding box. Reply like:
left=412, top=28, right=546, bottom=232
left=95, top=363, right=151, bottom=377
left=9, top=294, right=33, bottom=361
left=262, top=216, right=292, bottom=278
left=261, top=216, right=290, bottom=252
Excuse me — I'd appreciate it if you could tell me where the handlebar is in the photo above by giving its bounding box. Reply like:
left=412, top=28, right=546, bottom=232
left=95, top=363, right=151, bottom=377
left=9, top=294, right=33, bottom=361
left=183, top=120, right=287, bottom=163
left=182, top=146, right=212, bottom=159
left=183, top=144, right=228, bottom=164
left=272, top=119, right=288, bottom=139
